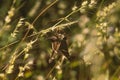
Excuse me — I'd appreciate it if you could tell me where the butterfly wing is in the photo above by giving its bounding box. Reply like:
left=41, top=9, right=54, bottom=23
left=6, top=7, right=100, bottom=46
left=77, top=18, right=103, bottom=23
left=49, top=37, right=61, bottom=63
left=59, top=37, right=70, bottom=59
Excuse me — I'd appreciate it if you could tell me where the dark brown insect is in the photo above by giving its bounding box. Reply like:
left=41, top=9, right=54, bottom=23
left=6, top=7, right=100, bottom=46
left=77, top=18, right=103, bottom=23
left=48, top=29, right=70, bottom=63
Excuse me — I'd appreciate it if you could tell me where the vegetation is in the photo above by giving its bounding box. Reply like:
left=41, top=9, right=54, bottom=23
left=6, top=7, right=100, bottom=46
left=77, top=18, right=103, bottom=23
left=0, top=0, right=120, bottom=80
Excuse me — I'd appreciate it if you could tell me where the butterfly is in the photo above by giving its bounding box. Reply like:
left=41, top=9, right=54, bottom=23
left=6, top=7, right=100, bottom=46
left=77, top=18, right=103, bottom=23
left=48, top=29, right=70, bottom=63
